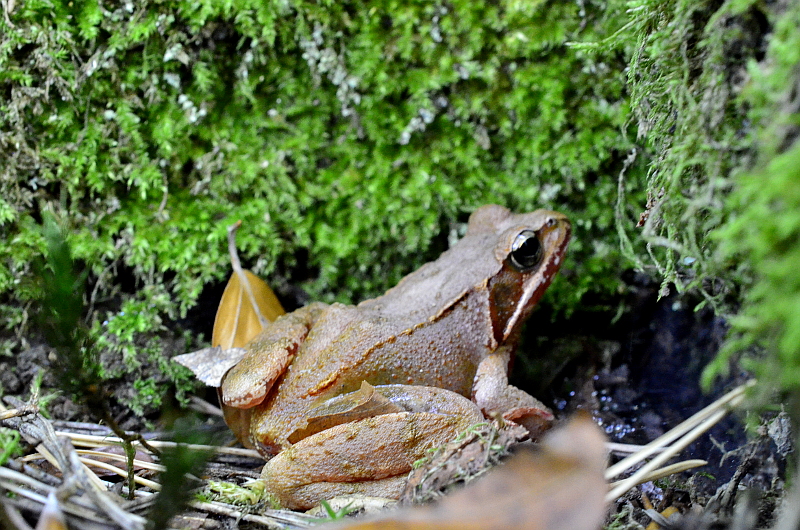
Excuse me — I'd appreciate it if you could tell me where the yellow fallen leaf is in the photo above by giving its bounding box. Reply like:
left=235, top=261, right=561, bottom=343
left=212, top=221, right=285, bottom=349
left=173, top=221, right=284, bottom=387
left=213, top=268, right=284, bottom=348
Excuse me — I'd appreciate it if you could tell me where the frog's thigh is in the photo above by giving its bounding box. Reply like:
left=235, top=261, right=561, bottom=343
left=261, top=411, right=468, bottom=509
left=473, top=348, right=554, bottom=438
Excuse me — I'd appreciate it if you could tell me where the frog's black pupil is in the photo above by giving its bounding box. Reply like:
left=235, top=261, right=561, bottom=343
left=510, top=230, right=542, bottom=271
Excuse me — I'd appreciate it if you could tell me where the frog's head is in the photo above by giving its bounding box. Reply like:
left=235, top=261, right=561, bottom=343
left=466, top=205, right=571, bottom=347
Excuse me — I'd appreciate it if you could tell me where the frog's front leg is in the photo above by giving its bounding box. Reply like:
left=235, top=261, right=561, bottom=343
left=472, top=346, right=554, bottom=438
left=218, top=303, right=327, bottom=446
left=261, top=384, right=484, bottom=510
left=221, top=302, right=327, bottom=408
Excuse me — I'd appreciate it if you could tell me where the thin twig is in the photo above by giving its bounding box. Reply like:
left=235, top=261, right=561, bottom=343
left=75, top=450, right=165, bottom=472
left=0, top=467, right=117, bottom=525
left=608, top=459, right=708, bottom=489
left=57, top=431, right=261, bottom=458
left=75, top=457, right=162, bottom=490
left=188, top=500, right=316, bottom=529
left=0, top=404, right=38, bottom=421
left=606, top=441, right=667, bottom=455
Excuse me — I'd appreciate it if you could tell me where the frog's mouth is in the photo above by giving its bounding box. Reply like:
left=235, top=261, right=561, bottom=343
left=489, top=213, right=571, bottom=344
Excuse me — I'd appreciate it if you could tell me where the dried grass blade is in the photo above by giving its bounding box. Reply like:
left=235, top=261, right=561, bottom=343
left=77, top=458, right=162, bottom=490
left=605, top=381, right=752, bottom=501
left=605, top=381, right=753, bottom=480
left=76, top=450, right=165, bottom=473
left=33, top=444, right=107, bottom=492
left=56, top=431, right=261, bottom=458
left=609, top=459, right=707, bottom=489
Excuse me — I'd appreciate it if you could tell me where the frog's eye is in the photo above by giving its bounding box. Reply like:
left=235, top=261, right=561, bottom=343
left=509, top=230, right=542, bottom=272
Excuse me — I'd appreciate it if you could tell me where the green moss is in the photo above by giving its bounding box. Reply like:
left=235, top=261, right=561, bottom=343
left=0, top=429, right=22, bottom=465
left=604, top=0, right=765, bottom=304
left=1, top=0, right=640, bottom=368
left=599, top=0, right=800, bottom=404
left=706, top=1, right=800, bottom=399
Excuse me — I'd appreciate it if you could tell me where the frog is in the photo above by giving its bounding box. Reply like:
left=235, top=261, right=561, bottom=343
left=213, top=205, right=570, bottom=509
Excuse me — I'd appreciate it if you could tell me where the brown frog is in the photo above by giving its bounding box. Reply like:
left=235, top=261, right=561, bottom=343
left=190, top=205, right=570, bottom=509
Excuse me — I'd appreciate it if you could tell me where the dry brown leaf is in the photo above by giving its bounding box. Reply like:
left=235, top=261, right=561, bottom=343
left=324, top=414, right=607, bottom=530
left=173, top=346, right=247, bottom=387
left=174, top=222, right=285, bottom=384
left=213, top=268, right=284, bottom=348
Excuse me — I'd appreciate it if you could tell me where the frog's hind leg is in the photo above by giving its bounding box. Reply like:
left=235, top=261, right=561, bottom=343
left=261, top=386, right=483, bottom=510
left=267, top=473, right=408, bottom=511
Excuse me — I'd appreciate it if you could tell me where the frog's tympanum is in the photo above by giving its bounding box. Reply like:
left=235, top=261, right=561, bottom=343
left=217, top=205, right=570, bottom=509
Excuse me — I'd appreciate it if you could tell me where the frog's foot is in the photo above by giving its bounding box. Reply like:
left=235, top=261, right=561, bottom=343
left=261, top=384, right=483, bottom=510
left=266, top=474, right=409, bottom=512
left=494, top=386, right=554, bottom=439
left=473, top=349, right=554, bottom=439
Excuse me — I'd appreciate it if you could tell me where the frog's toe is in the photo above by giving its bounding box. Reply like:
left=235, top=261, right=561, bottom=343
left=502, top=406, right=554, bottom=439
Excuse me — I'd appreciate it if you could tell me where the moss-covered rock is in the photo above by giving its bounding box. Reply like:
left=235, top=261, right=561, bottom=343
left=2, top=0, right=799, bottom=415
left=1, top=0, right=638, bottom=402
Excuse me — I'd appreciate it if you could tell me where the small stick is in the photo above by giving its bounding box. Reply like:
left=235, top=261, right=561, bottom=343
left=76, top=457, right=161, bottom=491
left=0, top=404, right=38, bottom=421
left=56, top=431, right=261, bottom=458
left=74, top=450, right=165, bottom=472
left=606, top=442, right=666, bottom=455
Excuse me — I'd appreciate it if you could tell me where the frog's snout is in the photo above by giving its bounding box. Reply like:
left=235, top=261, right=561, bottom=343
left=538, top=211, right=571, bottom=242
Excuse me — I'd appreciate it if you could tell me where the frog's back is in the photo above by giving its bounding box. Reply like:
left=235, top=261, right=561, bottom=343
left=249, top=294, right=493, bottom=450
